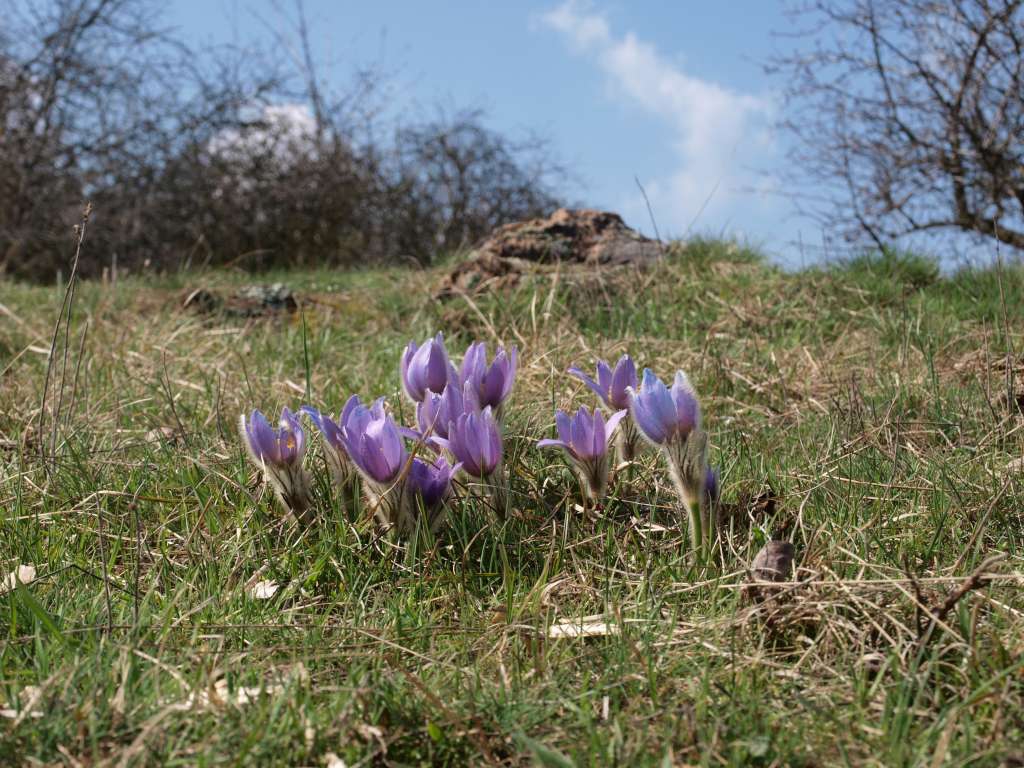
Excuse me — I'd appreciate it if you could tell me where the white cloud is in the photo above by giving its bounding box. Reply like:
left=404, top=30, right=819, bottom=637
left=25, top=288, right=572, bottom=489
left=540, top=1, right=779, bottom=239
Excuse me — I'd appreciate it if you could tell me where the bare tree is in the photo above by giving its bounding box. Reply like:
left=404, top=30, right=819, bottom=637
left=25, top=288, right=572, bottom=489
left=1, top=0, right=565, bottom=279
left=390, top=109, right=564, bottom=259
left=0, top=0, right=285, bottom=278
left=772, top=0, right=1024, bottom=252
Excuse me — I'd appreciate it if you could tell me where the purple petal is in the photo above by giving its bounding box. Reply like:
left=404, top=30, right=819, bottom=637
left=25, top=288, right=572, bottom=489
left=591, top=408, right=606, bottom=457
left=705, top=466, right=720, bottom=503
left=369, top=397, right=387, bottom=420
left=643, top=370, right=677, bottom=440
left=567, top=366, right=609, bottom=406
left=554, top=410, right=572, bottom=444
left=671, top=371, right=701, bottom=434
left=604, top=409, right=628, bottom=445
left=569, top=407, right=588, bottom=456
left=596, top=360, right=613, bottom=395
left=246, top=409, right=278, bottom=463
left=501, top=346, right=517, bottom=400
left=400, top=342, right=418, bottom=400
left=398, top=425, right=423, bottom=442
left=537, top=438, right=568, bottom=450
left=279, top=407, right=304, bottom=461
left=460, top=342, right=485, bottom=388
left=610, top=355, right=637, bottom=409
left=629, top=385, right=667, bottom=445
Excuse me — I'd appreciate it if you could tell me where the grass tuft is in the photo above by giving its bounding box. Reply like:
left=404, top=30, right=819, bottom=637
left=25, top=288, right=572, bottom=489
left=1, top=241, right=1023, bottom=765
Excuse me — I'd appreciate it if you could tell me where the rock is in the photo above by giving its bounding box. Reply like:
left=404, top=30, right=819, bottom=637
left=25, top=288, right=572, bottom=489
left=182, top=287, right=220, bottom=314
left=744, top=540, right=796, bottom=603
left=437, top=208, right=663, bottom=298
left=479, top=208, right=662, bottom=265
left=437, top=251, right=529, bottom=299
left=232, top=283, right=297, bottom=315
left=751, top=540, right=796, bottom=581
left=182, top=283, right=298, bottom=318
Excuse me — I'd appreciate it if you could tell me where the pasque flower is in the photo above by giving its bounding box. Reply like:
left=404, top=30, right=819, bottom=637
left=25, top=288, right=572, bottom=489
left=628, top=369, right=700, bottom=449
left=627, top=369, right=715, bottom=560
left=538, top=406, right=626, bottom=501
left=302, top=397, right=362, bottom=489
left=308, top=394, right=416, bottom=532
left=460, top=342, right=517, bottom=413
left=407, top=455, right=461, bottom=533
left=567, top=355, right=636, bottom=410
left=335, top=396, right=408, bottom=488
left=568, top=354, right=642, bottom=461
left=401, top=332, right=456, bottom=403
left=240, top=407, right=313, bottom=523
left=704, top=466, right=720, bottom=507
left=442, top=406, right=503, bottom=479
left=439, top=405, right=507, bottom=514
left=415, top=381, right=468, bottom=440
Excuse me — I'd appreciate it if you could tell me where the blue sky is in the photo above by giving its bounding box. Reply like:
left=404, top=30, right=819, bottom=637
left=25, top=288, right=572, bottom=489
left=170, top=1, right=812, bottom=261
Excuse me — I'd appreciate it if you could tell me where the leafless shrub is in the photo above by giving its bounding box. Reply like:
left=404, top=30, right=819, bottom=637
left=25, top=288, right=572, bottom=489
left=0, top=0, right=566, bottom=280
left=387, top=110, right=564, bottom=263
left=772, top=0, right=1024, bottom=253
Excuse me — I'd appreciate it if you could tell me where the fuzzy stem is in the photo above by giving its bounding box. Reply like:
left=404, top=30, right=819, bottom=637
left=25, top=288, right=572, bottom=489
left=615, top=418, right=641, bottom=464
left=266, top=464, right=315, bottom=526
left=663, top=449, right=704, bottom=563
left=364, top=477, right=411, bottom=535
left=487, top=463, right=508, bottom=518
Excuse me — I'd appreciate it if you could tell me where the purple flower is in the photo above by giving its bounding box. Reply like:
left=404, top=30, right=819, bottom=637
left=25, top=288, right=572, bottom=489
left=415, top=382, right=467, bottom=440
left=627, top=369, right=700, bottom=448
left=460, top=342, right=517, bottom=411
left=336, top=397, right=409, bottom=487
left=242, top=408, right=306, bottom=468
left=401, top=332, right=456, bottom=403
left=407, top=455, right=459, bottom=511
left=626, top=371, right=713, bottom=560
left=705, top=466, right=720, bottom=505
left=538, top=406, right=626, bottom=501
left=302, top=397, right=377, bottom=487
left=567, top=355, right=637, bottom=411
left=239, top=408, right=312, bottom=521
left=442, top=406, right=503, bottom=479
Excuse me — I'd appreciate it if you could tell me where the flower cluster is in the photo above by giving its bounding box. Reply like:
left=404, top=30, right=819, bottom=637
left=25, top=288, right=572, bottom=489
left=240, top=334, right=722, bottom=560
left=549, top=355, right=720, bottom=560
left=628, top=367, right=718, bottom=560
left=241, top=334, right=516, bottom=537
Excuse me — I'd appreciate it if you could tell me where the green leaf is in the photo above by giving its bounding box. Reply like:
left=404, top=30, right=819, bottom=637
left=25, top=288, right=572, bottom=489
left=427, top=721, right=443, bottom=743
left=14, top=583, right=70, bottom=647
left=514, top=732, right=576, bottom=768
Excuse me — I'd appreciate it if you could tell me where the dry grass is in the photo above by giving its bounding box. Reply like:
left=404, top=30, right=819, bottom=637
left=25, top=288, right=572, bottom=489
left=1, top=242, right=1023, bottom=766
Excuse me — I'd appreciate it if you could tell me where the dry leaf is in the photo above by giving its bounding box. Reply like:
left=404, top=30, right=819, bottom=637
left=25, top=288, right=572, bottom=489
left=0, top=685, right=45, bottom=720
left=169, top=679, right=284, bottom=711
left=248, top=580, right=280, bottom=600
left=1005, top=456, right=1024, bottom=474
left=547, top=616, right=619, bottom=639
left=1, top=564, right=37, bottom=595
left=324, top=753, right=348, bottom=768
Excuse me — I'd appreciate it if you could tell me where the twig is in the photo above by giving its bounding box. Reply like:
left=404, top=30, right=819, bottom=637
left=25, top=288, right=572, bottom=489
left=97, top=497, right=114, bottom=633
left=39, top=202, right=91, bottom=475
left=63, top=319, right=90, bottom=434
left=914, top=553, right=1007, bottom=655
left=634, top=175, right=665, bottom=257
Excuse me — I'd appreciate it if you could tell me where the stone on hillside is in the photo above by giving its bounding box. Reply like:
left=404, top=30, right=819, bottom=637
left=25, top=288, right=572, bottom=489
left=438, top=208, right=663, bottom=298
left=183, top=283, right=297, bottom=318
left=744, top=540, right=796, bottom=603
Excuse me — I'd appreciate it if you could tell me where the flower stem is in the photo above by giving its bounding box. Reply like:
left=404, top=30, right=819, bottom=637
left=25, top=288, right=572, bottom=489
left=486, top=464, right=508, bottom=519
left=664, top=450, right=704, bottom=563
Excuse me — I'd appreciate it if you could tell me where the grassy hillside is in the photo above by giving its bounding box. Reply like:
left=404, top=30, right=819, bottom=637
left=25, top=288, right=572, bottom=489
left=1, top=241, right=1023, bottom=766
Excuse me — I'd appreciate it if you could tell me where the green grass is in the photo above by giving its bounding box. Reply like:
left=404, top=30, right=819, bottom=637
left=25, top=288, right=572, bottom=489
left=1, top=243, right=1023, bottom=766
